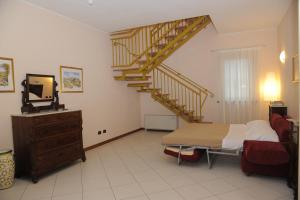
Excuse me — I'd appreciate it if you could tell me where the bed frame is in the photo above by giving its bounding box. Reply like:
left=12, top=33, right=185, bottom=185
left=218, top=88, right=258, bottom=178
left=164, top=144, right=242, bottom=168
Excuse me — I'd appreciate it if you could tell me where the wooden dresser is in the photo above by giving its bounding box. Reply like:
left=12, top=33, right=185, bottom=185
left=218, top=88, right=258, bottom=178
left=11, top=110, right=86, bottom=183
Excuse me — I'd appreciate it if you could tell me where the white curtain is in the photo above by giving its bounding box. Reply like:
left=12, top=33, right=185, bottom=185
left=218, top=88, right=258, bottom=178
left=219, top=48, right=261, bottom=123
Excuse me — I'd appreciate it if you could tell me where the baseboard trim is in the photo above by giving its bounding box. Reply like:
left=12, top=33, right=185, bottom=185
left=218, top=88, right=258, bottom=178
left=84, top=128, right=144, bottom=151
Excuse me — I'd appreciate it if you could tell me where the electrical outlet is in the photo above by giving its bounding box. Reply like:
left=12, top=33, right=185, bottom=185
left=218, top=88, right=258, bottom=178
left=98, top=131, right=102, bottom=135
left=103, top=129, right=107, bottom=133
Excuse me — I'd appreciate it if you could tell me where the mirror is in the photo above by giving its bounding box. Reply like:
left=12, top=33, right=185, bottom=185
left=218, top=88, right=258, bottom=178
left=26, top=74, right=55, bottom=102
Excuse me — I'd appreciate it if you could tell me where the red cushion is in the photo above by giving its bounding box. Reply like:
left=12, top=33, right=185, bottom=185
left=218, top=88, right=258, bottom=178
left=164, top=149, right=203, bottom=162
left=243, top=140, right=289, bottom=165
left=270, top=113, right=282, bottom=128
left=241, top=154, right=289, bottom=177
left=272, top=118, right=291, bottom=142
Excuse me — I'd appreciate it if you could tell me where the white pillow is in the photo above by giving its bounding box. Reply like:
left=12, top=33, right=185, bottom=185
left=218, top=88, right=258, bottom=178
left=246, top=120, right=270, bottom=130
left=245, top=120, right=279, bottom=142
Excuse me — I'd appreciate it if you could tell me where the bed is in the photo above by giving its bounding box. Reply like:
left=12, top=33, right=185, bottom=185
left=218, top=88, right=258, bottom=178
left=162, top=120, right=279, bottom=168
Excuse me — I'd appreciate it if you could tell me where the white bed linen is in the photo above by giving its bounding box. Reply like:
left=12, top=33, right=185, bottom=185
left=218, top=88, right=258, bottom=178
left=245, top=120, right=279, bottom=142
left=222, top=124, right=247, bottom=150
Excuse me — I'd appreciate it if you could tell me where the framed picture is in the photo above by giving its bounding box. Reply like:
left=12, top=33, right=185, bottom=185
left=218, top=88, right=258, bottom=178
left=292, top=55, right=299, bottom=83
left=60, top=66, right=83, bottom=93
left=0, top=57, right=15, bottom=92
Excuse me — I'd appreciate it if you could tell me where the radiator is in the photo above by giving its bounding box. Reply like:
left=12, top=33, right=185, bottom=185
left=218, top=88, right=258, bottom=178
left=144, top=114, right=178, bottom=131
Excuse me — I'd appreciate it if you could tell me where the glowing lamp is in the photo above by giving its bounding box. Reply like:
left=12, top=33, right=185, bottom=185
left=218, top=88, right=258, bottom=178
left=279, top=51, right=286, bottom=64
left=263, top=72, right=280, bottom=103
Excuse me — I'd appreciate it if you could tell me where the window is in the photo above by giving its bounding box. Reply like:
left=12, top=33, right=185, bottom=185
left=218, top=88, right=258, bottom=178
left=219, top=48, right=259, bottom=123
left=224, top=58, right=251, bottom=102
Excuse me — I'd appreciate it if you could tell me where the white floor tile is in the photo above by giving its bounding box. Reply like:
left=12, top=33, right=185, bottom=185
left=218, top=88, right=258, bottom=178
left=148, top=189, right=183, bottom=200
left=53, top=176, right=82, bottom=197
left=0, top=179, right=29, bottom=200
left=123, top=195, right=149, bottom=200
left=21, top=175, right=56, bottom=200
left=52, top=193, right=82, bottom=200
left=216, top=190, right=256, bottom=200
left=139, top=179, right=170, bottom=194
left=241, top=184, right=285, bottom=200
left=107, top=173, right=136, bottom=187
left=82, top=176, right=110, bottom=192
left=200, top=179, right=236, bottom=195
left=175, top=184, right=213, bottom=200
left=133, top=170, right=161, bottom=183
left=162, top=174, right=195, bottom=188
left=112, top=183, right=144, bottom=200
left=83, top=188, right=115, bottom=200
left=201, top=196, right=220, bottom=200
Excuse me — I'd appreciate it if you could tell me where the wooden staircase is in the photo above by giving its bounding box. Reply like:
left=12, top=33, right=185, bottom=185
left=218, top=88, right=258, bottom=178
left=111, top=16, right=214, bottom=122
left=150, top=64, right=214, bottom=122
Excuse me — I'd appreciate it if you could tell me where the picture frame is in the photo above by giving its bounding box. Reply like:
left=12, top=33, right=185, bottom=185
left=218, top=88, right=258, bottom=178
left=0, top=57, right=15, bottom=92
left=60, top=66, right=83, bottom=93
left=292, top=55, right=299, bottom=83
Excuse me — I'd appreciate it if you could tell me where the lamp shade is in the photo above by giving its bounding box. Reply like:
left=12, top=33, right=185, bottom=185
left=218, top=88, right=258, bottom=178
left=263, top=72, right=280, bottom=102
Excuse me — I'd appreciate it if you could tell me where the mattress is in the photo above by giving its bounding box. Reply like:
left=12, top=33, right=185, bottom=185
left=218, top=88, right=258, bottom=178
left=222, top=124, right=247, bottom=149
left=162, top=123, right=230, bottom=149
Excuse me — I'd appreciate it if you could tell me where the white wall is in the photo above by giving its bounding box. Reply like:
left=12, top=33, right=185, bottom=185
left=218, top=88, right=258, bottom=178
left=140, top=25, right=279, bottom=126
left=278, top=0, right=299, bottom=119
left=0, top=0, right=141, bottom=149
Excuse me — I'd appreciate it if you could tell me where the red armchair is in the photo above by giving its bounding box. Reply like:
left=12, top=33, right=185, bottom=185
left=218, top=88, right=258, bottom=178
left=241, top=114, right=292, bottom=177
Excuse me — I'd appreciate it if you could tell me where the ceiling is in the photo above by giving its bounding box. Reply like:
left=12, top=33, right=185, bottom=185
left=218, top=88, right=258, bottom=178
left=24, top=0, right=292, bottom=33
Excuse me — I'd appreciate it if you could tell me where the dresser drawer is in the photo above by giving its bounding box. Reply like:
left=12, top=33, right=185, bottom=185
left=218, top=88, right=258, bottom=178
left=12, top=110, right=85, bottom=182
left=34, top=121, right=81, bottom=139
left=33, top=111, right=81, bottom=125
left=34, top=131, right=81, bottom=155
left=34, top=143, right=82, bottom=172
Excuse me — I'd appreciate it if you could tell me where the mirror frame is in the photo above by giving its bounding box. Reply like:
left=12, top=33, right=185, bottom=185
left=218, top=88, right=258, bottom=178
left=26, top=74, right=55, bottom=103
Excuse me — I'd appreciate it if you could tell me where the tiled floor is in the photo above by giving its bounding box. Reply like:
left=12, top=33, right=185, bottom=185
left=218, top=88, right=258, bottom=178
left=0, top=130, right=293, bottom=200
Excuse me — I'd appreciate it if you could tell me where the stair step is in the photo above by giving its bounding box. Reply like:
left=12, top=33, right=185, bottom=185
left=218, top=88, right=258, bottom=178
left=184, top=110, right=194, bottom=117
left=114, top=76, right=150, bottom=81
left=165, top=34, right=177, bottom=41
left=156, top=43, right=167, bottom=49
left=138, top=60, right=147, bottom=65
left=148, top=51, right=158, bottom=57
left=165, top=99, right=178, bottom=105
left=186, top=116, right=210, bottom=123
left=184, top=110, right=194, bottom=114
left=175, top=25, right=187, bottom=32
left=176, top=105, right=186, bottom=110
left=167, top=99, right=178, bottom=103
left=113, top=67, right=140, bottom=72
left=122, top=68, right=144, bottom=75
left=157, top=93, right=170, bottom=98
left=137, top=88, right=160, bottom=93
left=128, top=82, right=151, bottom=87
left=185, top=18, right=195, bottom=25
left=191, top=116, right=207, bottom=123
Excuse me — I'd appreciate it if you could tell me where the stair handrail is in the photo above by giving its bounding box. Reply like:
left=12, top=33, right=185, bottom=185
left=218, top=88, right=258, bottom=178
left=112, top=19, right=182, bottom=68
left=152, top=64, right=213, bottom=121
left=111, top=15, right=210, bottom=74
left=145, top=16, right=209, bottom=73
left=160, top=63, right=214, bottom=97
left=111, top=29, right=138, bottom=38
left=112, top=41, right=139, bottom=58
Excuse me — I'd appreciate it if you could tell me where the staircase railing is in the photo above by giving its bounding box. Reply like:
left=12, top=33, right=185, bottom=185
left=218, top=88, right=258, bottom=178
left=110, top=16, right=208, bottom=69
left=145, top=16, right=210, bottom=73
left=111, top=27, right=148, bottom=67
left=152, top=63, right=214, bottom=119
